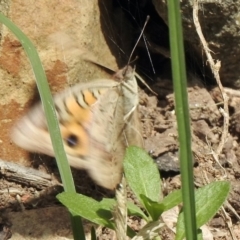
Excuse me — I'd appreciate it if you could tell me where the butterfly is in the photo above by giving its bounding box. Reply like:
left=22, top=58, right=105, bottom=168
left=11, top=65, right=143, bottom=190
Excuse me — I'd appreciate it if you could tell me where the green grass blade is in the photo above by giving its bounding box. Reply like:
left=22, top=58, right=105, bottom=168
left=167, top=1, right=197, bottom=239
left=0, top=14, right=85, bottom=239
left=0, top=13, right=75, bottom=193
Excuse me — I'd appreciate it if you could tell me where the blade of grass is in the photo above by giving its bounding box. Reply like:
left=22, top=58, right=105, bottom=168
left=167, top=1, right=197, bottom=239
left=0, top=14, right=85, bottom=239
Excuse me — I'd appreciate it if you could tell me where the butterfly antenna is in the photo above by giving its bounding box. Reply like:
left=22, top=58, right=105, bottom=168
left=127, top=15, right=150, bottom=66
left=143, top=34, right=156, bottom=74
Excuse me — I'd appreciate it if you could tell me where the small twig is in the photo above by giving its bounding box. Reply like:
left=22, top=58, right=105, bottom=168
left=193, top=3, right=236, bottom=239
left=0, top=159, right=61, bottom=189
left=205, top=136, right=226, bottom=177
left=225, top=200, right=240, bottom=221
left=220, top=206, right=237, bottom=240
left=16, top=194, right=25, bottom=211
left=193, top=0, right=229, bottom=157
left=224, top=87, right=240, bottom=98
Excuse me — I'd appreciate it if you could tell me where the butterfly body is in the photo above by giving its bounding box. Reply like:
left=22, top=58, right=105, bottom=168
left=11, top=66, right=142, bottom=189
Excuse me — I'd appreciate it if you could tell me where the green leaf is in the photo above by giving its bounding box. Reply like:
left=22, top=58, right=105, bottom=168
left=127, top=201, right=148, bottom=220
left=140, top=195, right=164, bottom=221
left=124, top=146, right=161, bottom=207
left=176, top=181, right=230, bottom=240
left=100, top=198, right=116, bottom=208
left=57, top=192, right=115, bottom=229
left=161, top=189, right=182, bottom=211
left=57, top=192, right=138, bottom=238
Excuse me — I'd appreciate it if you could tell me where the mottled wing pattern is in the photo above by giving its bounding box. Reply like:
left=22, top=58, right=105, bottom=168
left=11, top=80, right=118, bottom=172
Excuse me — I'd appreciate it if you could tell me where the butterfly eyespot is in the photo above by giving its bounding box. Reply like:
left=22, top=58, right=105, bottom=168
left=66, top=134, right=79, bottom=147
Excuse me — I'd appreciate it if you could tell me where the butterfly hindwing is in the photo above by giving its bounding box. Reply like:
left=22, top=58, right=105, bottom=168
left=86, top=84, right=126, bottom=189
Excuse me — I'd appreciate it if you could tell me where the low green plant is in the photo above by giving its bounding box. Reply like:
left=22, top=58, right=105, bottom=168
left=58, top=146, right=230, bottom=239
left=0, top=4, right=231, bottom=239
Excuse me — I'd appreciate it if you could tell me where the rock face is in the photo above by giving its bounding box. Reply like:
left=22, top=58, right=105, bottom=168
left=1, top=0, right=237, bottom=174
left=0, top=0, right=118, bottom=166
left=152, top=0, right=240, bottom=88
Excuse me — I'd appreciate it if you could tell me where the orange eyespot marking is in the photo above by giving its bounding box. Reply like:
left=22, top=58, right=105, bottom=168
left=61, top=122, right=89, bottom=156
left=82, top=90, right=98, bottom=105
left=65, top=96, right=91, bottom=123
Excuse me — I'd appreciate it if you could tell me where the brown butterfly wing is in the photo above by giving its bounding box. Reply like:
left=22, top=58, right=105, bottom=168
left=11, top=80, right=119, bottom=172
left=87, top=67, right=143, bottom=189
left=11, top=70, right=142, bottom=190
left=85, top=85, right=126, bottom=189
left=11, top=104, right=57, bottom=157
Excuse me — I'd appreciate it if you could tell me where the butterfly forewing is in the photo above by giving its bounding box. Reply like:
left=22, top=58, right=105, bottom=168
left=11, top=80, right=118, bottom=171
left=11, top=67, right=143, bottom=190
